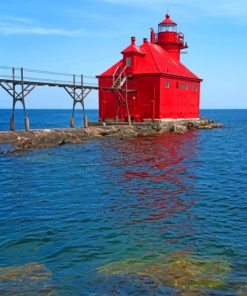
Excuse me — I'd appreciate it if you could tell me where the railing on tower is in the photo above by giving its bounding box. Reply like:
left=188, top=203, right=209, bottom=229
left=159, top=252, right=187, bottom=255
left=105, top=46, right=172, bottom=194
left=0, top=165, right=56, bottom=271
left=178, top=32, right=184, bottom=45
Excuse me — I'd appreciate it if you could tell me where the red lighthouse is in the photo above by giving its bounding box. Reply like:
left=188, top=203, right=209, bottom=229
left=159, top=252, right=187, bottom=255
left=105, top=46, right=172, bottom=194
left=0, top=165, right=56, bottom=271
left=98, top=13, right=202, bottom=122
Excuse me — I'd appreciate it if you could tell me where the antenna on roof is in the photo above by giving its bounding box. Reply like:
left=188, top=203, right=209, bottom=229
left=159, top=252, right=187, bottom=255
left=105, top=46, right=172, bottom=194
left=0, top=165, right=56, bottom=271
left=166, top=8, right=170, bottom=18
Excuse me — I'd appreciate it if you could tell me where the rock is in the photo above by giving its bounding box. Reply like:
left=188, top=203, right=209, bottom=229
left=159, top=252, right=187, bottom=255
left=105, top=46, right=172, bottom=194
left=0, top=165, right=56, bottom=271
left=0, top=118, right=223, bottom=154
left=58, top=139, right=66, bottom=145
left=198, top=125, right=213, bottom=129
left=0, top=263, right=55, bottom=295
left=172, top=124, right=187, bottom=134
left=114, top=127, right=139, bottom=139
left=159, top=122, right=174, bottom=133
left=186, top=121, right=195, bottom=129
left=152, top=121, right=162, bottom=132
left=197, top=120, right=224, bottom=129
left=211, top=123, right=224, bottom=128
left=99, top=128, right=120, bottom=137
left=97, top=252, right=231, bottom=290
left=16, top=136, right=32, bottom=148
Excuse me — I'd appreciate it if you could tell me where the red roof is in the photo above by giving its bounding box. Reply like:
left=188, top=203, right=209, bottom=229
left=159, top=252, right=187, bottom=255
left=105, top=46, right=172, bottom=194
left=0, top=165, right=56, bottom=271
left=99, top=59, right=122, bottom=76
left=100, top=41, right=200, bottom=81
left=159, top=13, right=177, bottom=26
left=121, top=44, right=144, bottom=55
left=136, top=42, right=199, bottom=79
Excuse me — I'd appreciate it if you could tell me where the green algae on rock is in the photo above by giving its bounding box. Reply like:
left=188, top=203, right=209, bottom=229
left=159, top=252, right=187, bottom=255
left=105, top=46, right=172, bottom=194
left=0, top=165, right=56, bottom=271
left=97, top=252, right=231, bottom=291
left=0, top=263, right=55, bottom=296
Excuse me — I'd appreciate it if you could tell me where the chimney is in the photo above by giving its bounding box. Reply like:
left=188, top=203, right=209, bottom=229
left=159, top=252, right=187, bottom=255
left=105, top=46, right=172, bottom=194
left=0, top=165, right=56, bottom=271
left=131, top=36, right=136, bottom=45
left=150, top=28, right=155, bottom=44
left=143, top=38, right=148, bottom=43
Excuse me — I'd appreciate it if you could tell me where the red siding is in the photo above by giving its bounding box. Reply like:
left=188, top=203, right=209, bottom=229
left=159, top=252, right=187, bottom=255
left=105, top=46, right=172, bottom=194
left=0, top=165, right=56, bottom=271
left=160, top=78, right=200, bottom=118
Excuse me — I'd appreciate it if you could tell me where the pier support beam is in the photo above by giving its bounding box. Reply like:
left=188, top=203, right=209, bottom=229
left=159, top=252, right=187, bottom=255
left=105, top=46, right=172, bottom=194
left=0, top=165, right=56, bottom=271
left=64, top=75, right=91, bottom=128
left=127, top=115, right=132, bottom=126
left=70, top=115, right=75, bottom=128
left=0, top=68, right=35, bottom=131
left=112, top=89, right=131, bottom=126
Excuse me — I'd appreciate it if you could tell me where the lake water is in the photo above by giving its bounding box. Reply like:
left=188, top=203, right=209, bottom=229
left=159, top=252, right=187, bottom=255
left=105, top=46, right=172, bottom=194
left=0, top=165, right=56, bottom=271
left=0, top=109, right=246, bottom=295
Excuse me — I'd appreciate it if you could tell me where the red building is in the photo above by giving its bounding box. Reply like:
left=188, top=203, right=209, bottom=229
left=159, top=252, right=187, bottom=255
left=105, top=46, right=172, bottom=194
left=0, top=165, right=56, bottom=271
left=98, top=13, right=202, bottom=122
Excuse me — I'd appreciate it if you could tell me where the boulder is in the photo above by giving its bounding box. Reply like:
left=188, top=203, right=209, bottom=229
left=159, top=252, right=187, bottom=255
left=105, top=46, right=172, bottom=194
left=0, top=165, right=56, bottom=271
left=172, top=124, right=187, bottom=134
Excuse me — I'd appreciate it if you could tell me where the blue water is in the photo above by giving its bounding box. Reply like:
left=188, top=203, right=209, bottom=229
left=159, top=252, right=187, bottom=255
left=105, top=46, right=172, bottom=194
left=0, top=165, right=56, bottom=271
left=0, top=110, right=246, bottom=295
left=0, top=109, right=99, bottom=131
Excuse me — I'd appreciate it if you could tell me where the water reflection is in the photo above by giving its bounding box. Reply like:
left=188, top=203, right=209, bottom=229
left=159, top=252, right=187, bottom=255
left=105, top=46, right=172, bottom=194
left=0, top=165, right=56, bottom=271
left=96, top=131, right=235, bottom=294
left=101, top=132, right=199, bottom=247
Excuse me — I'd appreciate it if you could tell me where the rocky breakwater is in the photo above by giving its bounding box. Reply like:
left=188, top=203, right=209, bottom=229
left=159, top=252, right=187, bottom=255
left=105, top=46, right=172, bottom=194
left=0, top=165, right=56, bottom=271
left=0, top=118, right=223, bottom=154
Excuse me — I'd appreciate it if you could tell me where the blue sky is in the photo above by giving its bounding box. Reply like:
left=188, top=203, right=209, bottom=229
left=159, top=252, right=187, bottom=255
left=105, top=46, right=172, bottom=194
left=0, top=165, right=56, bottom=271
left=0, top=0, right=246, bottom=109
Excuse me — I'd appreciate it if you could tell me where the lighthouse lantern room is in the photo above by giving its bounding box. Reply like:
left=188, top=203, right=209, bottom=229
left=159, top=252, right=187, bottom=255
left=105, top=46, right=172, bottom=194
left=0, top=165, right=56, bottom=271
left=98, top=13, right=202, bottom=122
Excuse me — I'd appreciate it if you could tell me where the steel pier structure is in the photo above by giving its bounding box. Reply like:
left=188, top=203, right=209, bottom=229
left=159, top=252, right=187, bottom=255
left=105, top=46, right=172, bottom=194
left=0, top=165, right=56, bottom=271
left=0, top=66, right=134, bottom=131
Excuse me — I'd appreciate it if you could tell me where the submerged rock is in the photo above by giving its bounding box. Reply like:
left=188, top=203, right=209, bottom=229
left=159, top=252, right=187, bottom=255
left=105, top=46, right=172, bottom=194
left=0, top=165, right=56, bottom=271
left=87, top=274, right=161, bottom=296
left=0, top=263, right=55, bottom=296
left=97, top=252, right=231, bottom=292
left=237, top=284, right=247, bottom=296
left=139, top=257, right=230, bottom=289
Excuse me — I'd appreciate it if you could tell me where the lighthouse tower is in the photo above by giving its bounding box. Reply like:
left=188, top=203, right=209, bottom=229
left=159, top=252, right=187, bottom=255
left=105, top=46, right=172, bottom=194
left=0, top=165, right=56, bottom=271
left=156, top=13, right=188, bottom=61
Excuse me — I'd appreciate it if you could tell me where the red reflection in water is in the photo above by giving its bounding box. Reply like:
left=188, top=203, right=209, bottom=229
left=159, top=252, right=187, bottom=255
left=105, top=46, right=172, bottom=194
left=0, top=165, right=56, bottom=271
left=103, top=131, right=199, bottom=228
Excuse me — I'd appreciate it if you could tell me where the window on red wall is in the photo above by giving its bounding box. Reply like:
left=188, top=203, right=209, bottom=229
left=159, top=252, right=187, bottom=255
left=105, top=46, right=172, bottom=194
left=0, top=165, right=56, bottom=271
left=165, top=81, right=170, bottom=88
left=126, top=57, right=132, bottom=67
left=176, top=82, right=179, bottom=88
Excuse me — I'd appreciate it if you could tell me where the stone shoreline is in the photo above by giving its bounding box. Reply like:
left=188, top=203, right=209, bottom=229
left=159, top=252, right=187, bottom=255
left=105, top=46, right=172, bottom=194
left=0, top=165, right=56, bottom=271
left=0, top=118, right=223, bottom=154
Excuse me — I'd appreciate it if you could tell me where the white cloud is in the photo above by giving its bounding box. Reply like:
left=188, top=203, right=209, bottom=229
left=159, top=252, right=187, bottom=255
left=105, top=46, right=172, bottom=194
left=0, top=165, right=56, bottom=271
left=0, top=14, right=119, bottom=37
left=0, top=15, right=32, bottom=23
left=0, top=14, right=83, bottom=36
left=0, top=25, right=83, bottom=36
